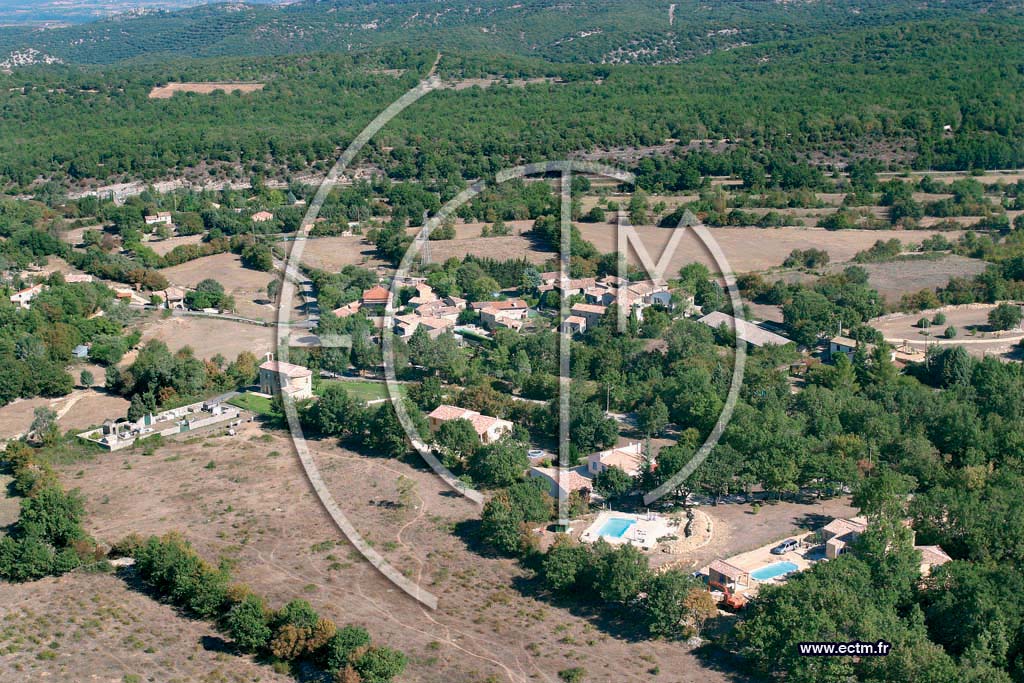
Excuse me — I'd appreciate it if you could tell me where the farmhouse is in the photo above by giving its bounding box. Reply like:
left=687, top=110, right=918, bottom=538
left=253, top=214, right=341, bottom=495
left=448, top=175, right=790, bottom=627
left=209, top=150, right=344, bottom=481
left=586, top=441, right=647, bottom=478
left=258, top=356, right=314, bottom=400
left=427, top=404, right=513, bottom=444
left=698, top=311, right=793, bottom=348
left=9, top=283, right=45, bottom=309
left=144, top=212, right=172, bottom=226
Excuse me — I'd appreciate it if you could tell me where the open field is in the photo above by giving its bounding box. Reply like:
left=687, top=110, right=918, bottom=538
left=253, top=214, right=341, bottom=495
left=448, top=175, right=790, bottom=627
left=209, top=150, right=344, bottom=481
left=148, top=82, right=265, bottom=98
left=161, top=252, right=283, bottom=321
left=47, top=421, right=757, bottom=683
left=0, top=572, right=293, bottom=683
left=227, top=392, right=273, bottom=415
left=870, top=303, right=1024, bottom=358
left=0, top=389, right=129, bottom=440
left=317, top=379, right=409, bottom=403
left=779, top=254, right=989, bottom=304
left=283, top=235, right=388, bottom=272
left=577, top=224, right=964, bottom=274
left=143, top=232, right=205, bottom=255
left=133, top=314, right=274, bottom=362
left=838, top=255, right=988, bottom=303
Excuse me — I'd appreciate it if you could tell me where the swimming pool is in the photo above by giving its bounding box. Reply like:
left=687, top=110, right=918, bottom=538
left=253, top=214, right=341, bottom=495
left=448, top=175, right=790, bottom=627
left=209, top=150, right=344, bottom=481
left=597, top=517, right=636, bottom=539
left=751, top=561, right=799, bottom=581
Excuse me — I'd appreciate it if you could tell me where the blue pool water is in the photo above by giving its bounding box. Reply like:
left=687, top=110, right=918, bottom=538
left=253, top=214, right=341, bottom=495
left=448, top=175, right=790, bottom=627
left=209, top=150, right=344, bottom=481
left=751, top=561, right=799, bottom=581
left=598, top=517, right=636, bottom=539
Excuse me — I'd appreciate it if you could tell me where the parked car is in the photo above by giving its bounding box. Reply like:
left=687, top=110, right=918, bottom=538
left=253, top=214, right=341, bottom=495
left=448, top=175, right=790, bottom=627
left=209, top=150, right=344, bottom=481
left=771, top=539, right=799, bottom=555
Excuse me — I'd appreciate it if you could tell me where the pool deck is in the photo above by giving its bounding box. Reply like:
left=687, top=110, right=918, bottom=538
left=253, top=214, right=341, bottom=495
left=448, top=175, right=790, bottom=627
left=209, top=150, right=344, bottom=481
left=579, top=510, right=677, bottom=551
left=703, top=531, right=820, bottom=598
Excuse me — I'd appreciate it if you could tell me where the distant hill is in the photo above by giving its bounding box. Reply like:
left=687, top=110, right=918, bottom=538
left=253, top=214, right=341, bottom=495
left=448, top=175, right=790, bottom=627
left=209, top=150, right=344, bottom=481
left=0, top=0, right=1016, bottom=65
left=0, top=1, right=280, bottom=27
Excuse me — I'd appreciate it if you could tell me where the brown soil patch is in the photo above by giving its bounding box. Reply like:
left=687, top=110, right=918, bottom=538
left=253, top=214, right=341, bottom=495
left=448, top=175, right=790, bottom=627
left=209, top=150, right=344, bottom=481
left=148, top=82, right=265, bottom=99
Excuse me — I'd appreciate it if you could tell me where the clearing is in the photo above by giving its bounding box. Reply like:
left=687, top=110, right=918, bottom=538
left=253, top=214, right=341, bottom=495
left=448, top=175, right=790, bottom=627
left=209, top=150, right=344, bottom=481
left=870, top=303, right=1024, bottom=358
left=148, top=82, right=265, bottom=99
left=576, top=224, right=965, bottom=274
left=132, top=314, right=274, bottom=362
left=160, top=252, right=283, bottom=321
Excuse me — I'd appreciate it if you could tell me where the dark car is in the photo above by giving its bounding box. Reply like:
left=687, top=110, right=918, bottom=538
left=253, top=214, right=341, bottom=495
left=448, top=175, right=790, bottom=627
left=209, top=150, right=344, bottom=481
left=771, top=539, right=799, bottom=555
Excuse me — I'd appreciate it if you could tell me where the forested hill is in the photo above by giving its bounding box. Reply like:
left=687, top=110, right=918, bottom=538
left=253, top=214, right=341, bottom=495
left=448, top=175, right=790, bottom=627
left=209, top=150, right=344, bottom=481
left=0, top=0, right=1017, bottom=66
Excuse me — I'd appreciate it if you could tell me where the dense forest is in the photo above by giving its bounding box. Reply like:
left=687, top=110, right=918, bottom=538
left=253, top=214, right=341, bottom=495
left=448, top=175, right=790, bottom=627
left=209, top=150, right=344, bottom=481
left=0, top=0, right=1015, bottom=65
left=1, top=15, right=1024, bottom=192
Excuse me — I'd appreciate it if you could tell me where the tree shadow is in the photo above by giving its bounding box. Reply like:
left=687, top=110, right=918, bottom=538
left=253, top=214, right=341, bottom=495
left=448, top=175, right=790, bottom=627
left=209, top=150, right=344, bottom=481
left=200, top=634, right=234, bottom=654
left=451, top=518, right=495, bottom=557
left=793, top=512, right=832, bottom=531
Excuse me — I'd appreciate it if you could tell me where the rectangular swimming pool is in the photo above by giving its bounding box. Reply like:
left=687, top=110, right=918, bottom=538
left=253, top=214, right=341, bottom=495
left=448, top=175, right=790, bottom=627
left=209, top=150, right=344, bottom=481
left=597, top=517, right=636, bottom=539
left=751, top=561, right=799, bottom=581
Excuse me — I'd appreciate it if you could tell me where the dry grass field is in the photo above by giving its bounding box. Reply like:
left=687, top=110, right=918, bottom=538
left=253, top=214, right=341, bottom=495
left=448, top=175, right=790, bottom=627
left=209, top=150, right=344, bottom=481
left=161, top=252, right=280, bottom=321
left=840, top=255, right=987, bottom=303
left=143, top=233, right=206, bottom=256
left=133, top=315, right=274, bottom=362
left=284, top=235, right=388, bottom=272
left=0, top=390, right=129, bottom=441
left=577, top=224, right=964, bottom=274
left=148, top=82, right=265, bottom=99
left=0, top=572, right=293, bottom=683
left=19, top=418, right=864, bottom=683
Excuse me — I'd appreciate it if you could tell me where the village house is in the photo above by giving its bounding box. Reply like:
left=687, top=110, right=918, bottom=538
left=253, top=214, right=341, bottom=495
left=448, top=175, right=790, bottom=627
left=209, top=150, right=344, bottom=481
left=158, top=286, right=187, bottom=310
left=570, top=302, right=607, bottom=329
left=361, top=285, right=392, bottom=310
left=251, top=210, right=274, bottom=223
left=144, top=212, right=172, bottom=226
left=9, top=283, right=45, bottom=309
left=427, top=404, right=513, bottom=444
left=586, top=442, right=648, bottom=478
left=828, top=335, right=897, bottom=363
left=560, top=315, right=587, bottom=335
left=258, top=355, right=314, bottom=400
left=408, top=283, right=437, bottom=306
left=331, top=300, right=362, bottom=318
left=528, top=465, right=593, bottom=501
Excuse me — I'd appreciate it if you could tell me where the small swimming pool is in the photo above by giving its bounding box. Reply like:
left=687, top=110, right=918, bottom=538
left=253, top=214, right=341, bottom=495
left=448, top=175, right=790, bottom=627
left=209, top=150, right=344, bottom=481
left=597, top=517, right=636, bottom=539
left=751, top=561, right=799, bottom=581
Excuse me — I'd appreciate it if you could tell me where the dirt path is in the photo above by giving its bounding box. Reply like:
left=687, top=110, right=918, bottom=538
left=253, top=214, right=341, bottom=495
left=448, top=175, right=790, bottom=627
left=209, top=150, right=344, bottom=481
left=669, top=3, right=676, bottom=26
